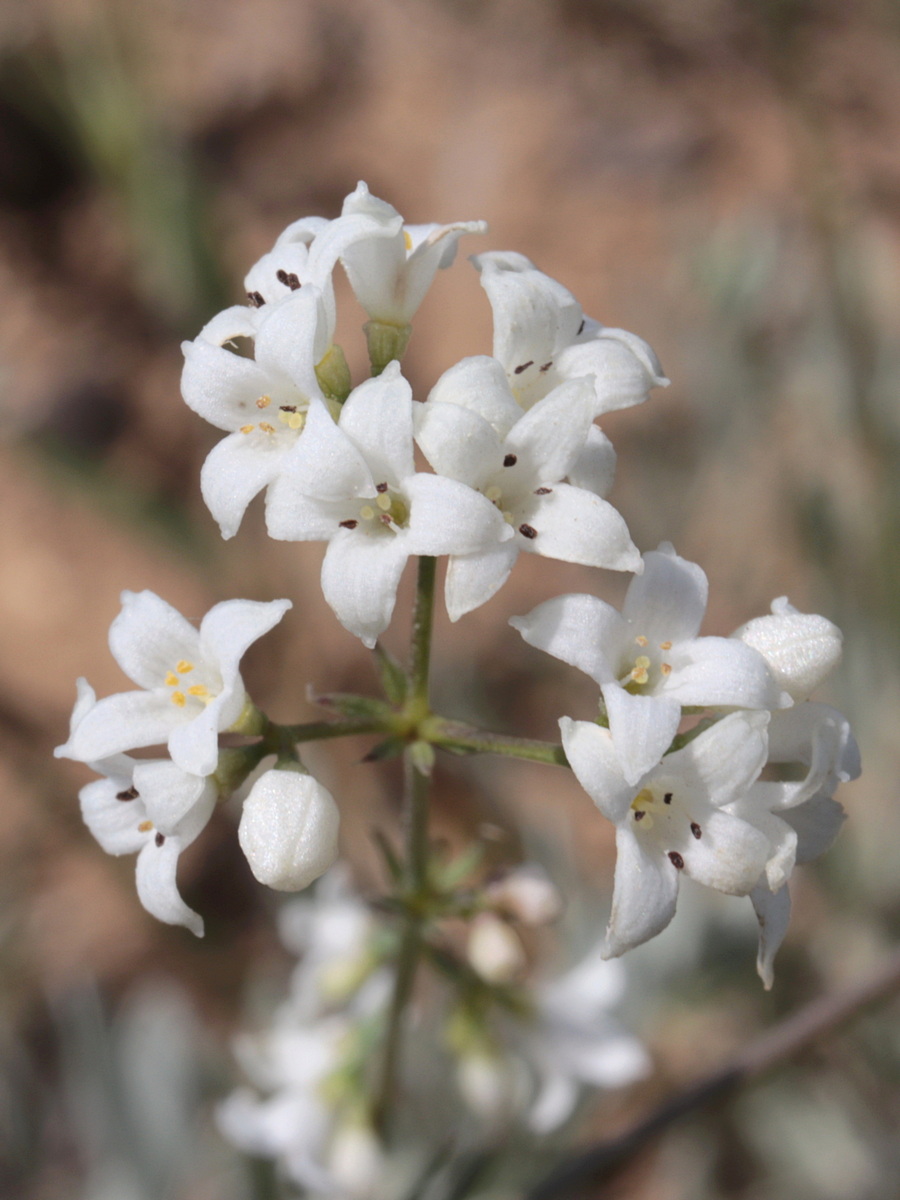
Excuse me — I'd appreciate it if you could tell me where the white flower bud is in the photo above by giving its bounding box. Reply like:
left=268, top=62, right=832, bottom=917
left=466, top=912, right=526, bottom=983
left=238, top=769, right=339, bottom=891
left=733, top=596, right=843, bottom=701
left=328, top=1122, right=383, bottom=1199
left=485, top=864, right=564, bottom=926
left=457, top=1051, right=526, bottom=1123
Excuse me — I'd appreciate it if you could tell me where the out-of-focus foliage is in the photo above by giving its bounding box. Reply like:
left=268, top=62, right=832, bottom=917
left=1, top=1, right=899, bottom=1198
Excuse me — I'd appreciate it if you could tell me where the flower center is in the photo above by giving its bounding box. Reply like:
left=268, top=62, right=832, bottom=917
left=339, top=482, right=409, bottom=537
left=619, top=635, right=673, bottom=692
left=164, top=659, right=214, bottom=708
left=239, top=396, right=308, bottom=437
left=630, top=784, right=703, bottom=858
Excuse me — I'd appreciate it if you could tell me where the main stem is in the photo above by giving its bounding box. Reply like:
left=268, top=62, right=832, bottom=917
left=374, top=556, right=436, bottom=1134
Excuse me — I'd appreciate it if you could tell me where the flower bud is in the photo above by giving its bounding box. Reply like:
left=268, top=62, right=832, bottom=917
left=466, top=912, right=526, bottom=984
left=238, top=769, right=339, bottom=891
left=485, top=864, right=564, bottom=926
left=733, top=597, right=842, bottom=701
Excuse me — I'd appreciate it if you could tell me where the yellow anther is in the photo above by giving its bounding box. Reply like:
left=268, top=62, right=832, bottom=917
left=360, top=505, right=375, bottom=521
left=240, top=424, right=255, bottom=434
left=660, top=641, right=672, bottom=650
left=485, top=485, right=502, bottom=502
left=403, top=229, right=413, bottom=251
left=256, top=395, right=272, bottom=409
left=171, top=691, right=186, bottom=707
left=661, top=662, right=672, bottom=676
left=635, top=655, right=651, bottom=670
left=165, top=671, right=179, bottom=687
left=631, top=666, right=649, bottom=685
left=176, top=661, right=194, bottom=674
left=635, top=635, right=649, bottom=647
left=138, top=820, right=153, bottom=833
left=259, top=422, right=276, bottom=434
left=376, top=493, right=391, bottom=512
left=187, top=685, right=209, bottom=698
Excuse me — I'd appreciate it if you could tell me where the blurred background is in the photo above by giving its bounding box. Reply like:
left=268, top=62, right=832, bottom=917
left=2, top=0, right=899, bottom=1196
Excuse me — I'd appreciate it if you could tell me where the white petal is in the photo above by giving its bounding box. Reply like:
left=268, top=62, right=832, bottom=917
left=567, top=425, right=618, bottom=496
left=510, top=593, right=625, bottom=686
left=399, top=220, right=487, bottom=318
left=426, top=356, right=522, bottom=435
left=62, top=690, right=183, bottom=762
left=503, top=379, right=595, bottom=482
left=520, top=484, right=641, bottom=573
left=135, top=836, right=205, bottom=936
left=473, top=252, right=583, bottom=372
left=444, top=540, right=519, bottom=620
left=672, top=807, right=773, bottom=896
left=603, top=686, right=682, bottom=786
left=404, top=474, right=510, bottom=555
left=751, top=882, right=792, bottom=990
left=605, top=825, right=678, bottom=957
left=79, top=775, right=148, bottom=855
left=787, top=795, right=846, bottom=864
left=555, top=327, right=668, bottom=415
left=200, top=430, right=292, bottom=539
left=181, top=338, right=283, bottom=432
left=200, top=597, right=292, bottom=688
left=109, top=590, right=201, bottom=690
left=196, top=305, right=260, bottom=345
left=559, top=718, right=634, bottom=823
left=528, top=1072, right=579, bottom=1134
left=283, top=398, right=373, bottom=502
left=254, top=287, right=327, bottom=395
left=414, top=401, right=501, bottom=488
left=338, top=363, right=415, bottom=485
left=669, top=711, right=769, bottom=808
left=621, top=546, right=708, bottom=644
left=133, top=760, right=217, bottom=836
left=320, top=530, right=408, bottom=646
left=665, top=637, right=782, bottom=709
left=265, top=481, right=342, bottom=541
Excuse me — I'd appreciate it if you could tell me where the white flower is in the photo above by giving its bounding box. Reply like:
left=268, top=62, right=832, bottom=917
left=337, top=181, right=486, bottom=326
left=561, top=711, right=772, bottom=957
left=525, top=945, right=650, bottom=1133
left=732, top=596, right=843, bottom=701
left=416, top=360, right=641, bottom=619
left=472, top=250, right=668, bottom=419
left=484, top=864, right=563, bottom=926
left=238, top=768, right=340, bottom=891
left=55, top=590, right=291, bottom=776
left=63, top=682, right=217, bottom=935
left=266, top=361, right=510, bottom=645
left=513, top=544, right=783, bottom=784
left=466, top=913, right=527, bottom=984
left=181, top=287, right=331, bottom=538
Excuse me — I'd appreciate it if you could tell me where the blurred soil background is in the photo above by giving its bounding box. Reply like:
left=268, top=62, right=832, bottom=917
left=1, top=0, right=899, bottom=1197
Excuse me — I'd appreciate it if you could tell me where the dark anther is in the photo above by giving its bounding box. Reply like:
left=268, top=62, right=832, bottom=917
left=663, top=792, right=673, bottom=805
left=513, top=361, right=534, bottom=375
left=155, top=832, right=166, bottom=847
left=539, top=361, right=552, bottom=372
left=668, top=850, right=685, bottom=869
left=633, top=810, right=645, bottom=821
left=577, top=319, right=585, bottom=335
left=276, top=269, right=301, bottom=290
left=116, top=786, right=139, bottom=801
left=518, top=524, right=537, bottom=539
left=503, top=453, right=517, bottom=467
left=375, top=482, right=389, bottom=493
left=247, top=291, right=265, bottom=308
left=691, top=822, right=702, bottom=840
left=339, top=519, right=358, bottom=529
left=534, top=486, right=552, bottom=495
left=280, top=404, right=298, bottom=412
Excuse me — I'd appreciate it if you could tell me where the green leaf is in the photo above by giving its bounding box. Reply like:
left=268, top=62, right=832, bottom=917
left=372, top=642, right=407, bottom=705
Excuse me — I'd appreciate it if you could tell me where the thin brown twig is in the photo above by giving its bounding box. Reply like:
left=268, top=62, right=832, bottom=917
left=528, top=945, right=900, bottom=1200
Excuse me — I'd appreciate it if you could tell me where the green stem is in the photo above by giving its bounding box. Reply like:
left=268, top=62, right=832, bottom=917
left=409, top=555, right=437, bottom=709
left=276, top=718, right=388, bottom=743
left=423, top=717, right=569, bottom=767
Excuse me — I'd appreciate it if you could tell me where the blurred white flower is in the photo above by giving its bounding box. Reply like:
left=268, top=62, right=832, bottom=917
left=484, top=864, right=563, bottom=927
left=513, top=544, right=783, bottom=784
left=238, top=768, right=340, bottom=891
left=466, top=913, right=527, bottom=984
left=55, top=590, right=290, bottom=776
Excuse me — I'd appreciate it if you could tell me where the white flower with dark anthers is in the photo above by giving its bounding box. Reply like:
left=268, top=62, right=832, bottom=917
left=524, top=945, right=651, bottom=1133
left=415, top=364, right=641, bottom=619
left=63, top=681, right=217, bottom=935
left=266, top=361, right=511, bottom=646
left=55, top=591, right=291, bottom=777
left=337, top=181, right=486, bottom=327
left=561, top=711, right=773, bottom=958
left=471, top=250, right=668, bottom=420
left=180, top=285, right=331, bottom=538
left=512, top=544, right=784, bottom=785
left=738, top=702, right=859, bottom=987
left=732, top=596, right=843, bottom=702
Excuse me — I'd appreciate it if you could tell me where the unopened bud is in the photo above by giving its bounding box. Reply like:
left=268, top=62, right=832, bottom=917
left=238, top=769, right=339, bottom=891
left=466, top=912, right=526, bottom=984
left=733, top=597, right=842, bottom=701
left=485, top=865, right=563, bottom=926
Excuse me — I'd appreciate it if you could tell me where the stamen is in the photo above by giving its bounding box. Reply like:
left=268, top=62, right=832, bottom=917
left=176, top=661, right=194, bottom=674
left=277, top=409, right=305, bottom=430
left=171, top=691, right=186, bottom=707
left=375, top=482, right=389, bottom=493
left=155, top=832, right=166, bottom=846
left=633, top=810, right=645, bottom=821
left=503, top=453, right=517, bottom=467
left=247, top=291, right=265, bottom=307
left=539, top=361, right=552, bottom=372
left=276, top=269, right=301, bottom=290
left=663, top=792, right=673, bottom=804
left=256, top=396, right=272, bottom=409
left=138, top=820, right=153, bottom=833
left=660, top=663, right=672, bottom=676
left=259, top=422, right=276, bottom=434
left=635, top=635, right=649, bottom=647
left=577, top=319, right=585, bottom=335
left=485, top=485, right=502, bottom=503
left=668, top=851, right=685, bottom=869
left=165, top=671, right=179, bottom=687
left=339, top=519, right=358, bottom=529
left=240, top=424, right=255, bottom=434
left=116, top=786, right=139, bottom=801
left=376, top=493, right=391, bottom=512
left=379, top=513, right=392, bottom=526
left=660, top=641, right=672, bottom=650
left=691, top=823, right=702, bottom=839
left=534, top=486, right=552, bottom=495
left=403, top=229, right=413, bottom=251
left=187, top=685, right=209, bottom=698
left=359, top=505, right=375, bottom=521
left=518, top=524, right=537, bottom=539
left=513, top=361, right=534, bottom=375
